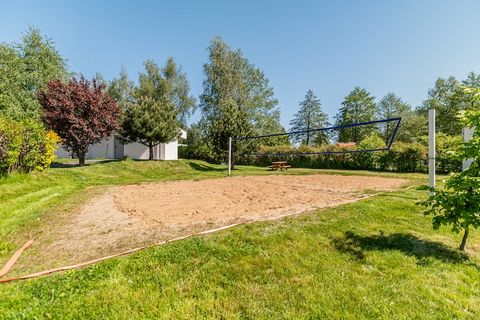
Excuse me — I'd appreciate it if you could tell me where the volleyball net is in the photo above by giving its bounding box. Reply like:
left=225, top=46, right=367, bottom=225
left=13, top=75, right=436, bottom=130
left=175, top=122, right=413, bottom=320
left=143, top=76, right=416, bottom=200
left=228, top=117, right=401, bottom=175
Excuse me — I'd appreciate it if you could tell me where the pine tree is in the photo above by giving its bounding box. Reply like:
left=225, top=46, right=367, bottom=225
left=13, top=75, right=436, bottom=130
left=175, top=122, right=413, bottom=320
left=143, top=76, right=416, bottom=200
left=121, top=96, right=178, bottom=160
left=120, top=60, right=181, bottom=160
left=335, top=87, right=376, bottom=143
left=289, top=90, right=329, bottom=146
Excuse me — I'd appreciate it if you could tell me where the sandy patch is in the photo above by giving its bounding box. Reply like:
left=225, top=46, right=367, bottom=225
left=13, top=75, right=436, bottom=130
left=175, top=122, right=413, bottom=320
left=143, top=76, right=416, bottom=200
left=114, top=175, right=406, bottom=228
left=14, top=174, right=407, bottom=274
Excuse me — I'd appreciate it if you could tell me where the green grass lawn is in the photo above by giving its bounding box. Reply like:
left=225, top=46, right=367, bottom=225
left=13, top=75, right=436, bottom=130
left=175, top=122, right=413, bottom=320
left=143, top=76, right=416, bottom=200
left=0, top=160, right=479, bottom=319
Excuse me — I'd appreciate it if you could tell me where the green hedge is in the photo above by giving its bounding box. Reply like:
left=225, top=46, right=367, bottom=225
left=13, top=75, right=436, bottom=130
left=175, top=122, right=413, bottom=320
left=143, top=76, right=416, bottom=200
left=237, top=135, right=461, bottom=174
left=0, top=116, right=59, bottom=175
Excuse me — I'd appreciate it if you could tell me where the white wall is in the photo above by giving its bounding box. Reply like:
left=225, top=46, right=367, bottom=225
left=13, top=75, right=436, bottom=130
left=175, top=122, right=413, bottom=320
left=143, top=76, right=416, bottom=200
left=54, top=130, right=187, bottom=160
left=161, top=141, right=178, bottom=160
left=55, top=137, right=116, bottom=159
left=86, top=136, right=115, bottom=159
left=124, top=142, right=152, bottom=160
left=55, top=146, right=72, bottom=159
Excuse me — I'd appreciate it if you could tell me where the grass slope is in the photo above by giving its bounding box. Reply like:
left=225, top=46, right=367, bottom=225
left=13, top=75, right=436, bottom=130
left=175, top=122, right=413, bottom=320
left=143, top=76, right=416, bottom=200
left=0, top=160, right=478, bottom=318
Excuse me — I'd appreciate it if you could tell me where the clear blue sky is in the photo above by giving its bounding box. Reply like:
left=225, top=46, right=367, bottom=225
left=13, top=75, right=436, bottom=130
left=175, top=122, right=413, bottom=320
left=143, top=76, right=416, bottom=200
left=2, top=0, right=479, bottom=127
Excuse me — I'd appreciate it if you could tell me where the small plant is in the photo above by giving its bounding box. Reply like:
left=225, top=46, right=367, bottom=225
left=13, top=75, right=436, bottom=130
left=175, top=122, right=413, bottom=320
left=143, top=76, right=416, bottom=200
left=418, top=87, right=480, bottom=251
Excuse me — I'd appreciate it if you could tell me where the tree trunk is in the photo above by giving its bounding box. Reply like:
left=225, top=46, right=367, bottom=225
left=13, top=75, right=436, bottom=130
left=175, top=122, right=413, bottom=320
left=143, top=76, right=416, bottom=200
left=459, top=227, right=469, bottom=251
left=148, top=143, right=154, bottom=161
left=78, top=153, right=86, bottom=166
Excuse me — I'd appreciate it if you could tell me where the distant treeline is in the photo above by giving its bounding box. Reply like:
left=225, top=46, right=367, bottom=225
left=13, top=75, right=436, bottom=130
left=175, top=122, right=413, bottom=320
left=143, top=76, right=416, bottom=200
left=1, top=28, right=477, bottom=175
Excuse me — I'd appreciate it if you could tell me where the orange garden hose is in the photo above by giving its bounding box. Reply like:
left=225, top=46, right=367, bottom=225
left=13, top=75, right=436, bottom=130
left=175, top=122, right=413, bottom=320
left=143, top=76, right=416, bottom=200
left=0, top=240, right=34, bottom=278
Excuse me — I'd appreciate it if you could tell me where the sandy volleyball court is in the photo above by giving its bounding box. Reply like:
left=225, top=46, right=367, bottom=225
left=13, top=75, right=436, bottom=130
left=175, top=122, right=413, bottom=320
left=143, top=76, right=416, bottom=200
left=14, top=174, right=407, bottom=274
left=115, top=174, right=407, bottom=228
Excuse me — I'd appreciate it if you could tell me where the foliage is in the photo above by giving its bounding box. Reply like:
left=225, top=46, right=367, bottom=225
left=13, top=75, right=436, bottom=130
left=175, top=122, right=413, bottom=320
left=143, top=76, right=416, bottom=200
left=418, top=87, right=480, bottom=251
left=0, top=27, right=68, bottom=120
left=396, top=112, right=427, bottom=143
left=289, top=89, right=329, bottom=146
left=376, top=93, right=413, bottom=143
left=0, top=118, right=23, bottom=174
left=110, top=59, right=195, bottom=127
left=163, top=58, right=196, bottom=126
left=122, top=97, right=178, bottom=160
left=335, top=87, right=377, bottom=143
left=179, top=122, right=214, bottom=162
left=107, top=66, right=136, bottom=110
left=240, top=135, right=460, bottom=174
left=41, top=130, right=61, bottom=170
left=119, top=60, right=182, bottom=160
left=38, top=76, right=121, bottom=166
left=199, top=38, right=286, bottom=162
left=0, top=116, right=59, bottom=175
left=417, top=72, right=480, bottom=136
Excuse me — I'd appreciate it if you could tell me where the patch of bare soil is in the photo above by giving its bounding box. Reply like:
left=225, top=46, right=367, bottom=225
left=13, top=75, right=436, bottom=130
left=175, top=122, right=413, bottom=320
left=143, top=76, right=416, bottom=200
left=13, top=174, right=407, bottom=274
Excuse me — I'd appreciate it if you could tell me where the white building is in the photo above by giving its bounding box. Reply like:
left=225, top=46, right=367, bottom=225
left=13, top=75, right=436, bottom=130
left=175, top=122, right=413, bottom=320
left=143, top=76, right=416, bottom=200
left=55, top=130, right=187, bottom=160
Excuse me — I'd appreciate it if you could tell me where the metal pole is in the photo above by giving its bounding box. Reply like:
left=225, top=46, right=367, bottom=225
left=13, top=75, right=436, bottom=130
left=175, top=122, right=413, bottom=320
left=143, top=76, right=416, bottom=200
left=428, top=109, right=436, bottom=193
left=228, top=137, right=232, bottom=176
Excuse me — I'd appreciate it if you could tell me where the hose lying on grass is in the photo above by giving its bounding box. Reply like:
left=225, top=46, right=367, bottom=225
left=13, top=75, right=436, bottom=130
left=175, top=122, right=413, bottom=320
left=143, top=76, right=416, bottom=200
left=0, top=240, right=33, bottom=278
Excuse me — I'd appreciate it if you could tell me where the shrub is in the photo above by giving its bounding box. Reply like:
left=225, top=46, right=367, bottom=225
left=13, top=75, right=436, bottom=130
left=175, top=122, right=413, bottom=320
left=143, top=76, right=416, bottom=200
left=0, top=117, right=23, bottom=174
left=234, top=134, right=460, bottom=174
left=0, top=116, right=58, bottom=175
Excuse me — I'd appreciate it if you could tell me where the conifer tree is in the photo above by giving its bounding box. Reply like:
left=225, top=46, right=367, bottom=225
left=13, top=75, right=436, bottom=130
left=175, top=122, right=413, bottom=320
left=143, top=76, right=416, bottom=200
left=289, top=90, right=329, bottom=146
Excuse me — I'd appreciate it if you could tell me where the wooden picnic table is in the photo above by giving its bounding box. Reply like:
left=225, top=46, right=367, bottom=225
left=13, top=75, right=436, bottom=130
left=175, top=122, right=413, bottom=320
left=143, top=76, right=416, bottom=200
left=268, top=161, right=291, bottom=171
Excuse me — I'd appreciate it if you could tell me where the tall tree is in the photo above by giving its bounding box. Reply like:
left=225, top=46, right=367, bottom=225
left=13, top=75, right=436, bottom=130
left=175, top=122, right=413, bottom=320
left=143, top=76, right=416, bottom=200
left=110, top=59, right=195, bottom=126
left=376, top=93, right=412, bottom=143
left=463, top=71, right=480, bottom=88
left=120, top=60, right=181, bottom=160
left=107, top=66, right=136, bottom=110
left=418, top=76, right=463, bottom=135
left=163, top=58, right=196, bottom=126
left=0, top=27, right=68, bottom=120
left=38, top=76, right=120, bottom=166
left=200, top=37, right=285, bottom=161
left=335, top=87, right=376, bottom=143
left=418, top=73, right=480, bottom=136
left=289, top=90, right=329, bottom=146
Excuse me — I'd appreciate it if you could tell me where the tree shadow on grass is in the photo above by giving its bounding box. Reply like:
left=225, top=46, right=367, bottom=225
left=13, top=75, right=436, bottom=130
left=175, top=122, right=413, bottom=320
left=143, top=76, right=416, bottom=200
left=376, top=193, right=419, bottom=200
left=50, top=159, right=122, bottom=168
left=331, top=231, right=471, bottom=266
left=187, top=161, right=226, bottom=172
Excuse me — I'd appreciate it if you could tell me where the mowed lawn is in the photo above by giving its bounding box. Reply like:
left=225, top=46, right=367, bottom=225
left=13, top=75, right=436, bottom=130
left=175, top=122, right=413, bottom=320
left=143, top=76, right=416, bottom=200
left=0, top=160, right=479, bottom=319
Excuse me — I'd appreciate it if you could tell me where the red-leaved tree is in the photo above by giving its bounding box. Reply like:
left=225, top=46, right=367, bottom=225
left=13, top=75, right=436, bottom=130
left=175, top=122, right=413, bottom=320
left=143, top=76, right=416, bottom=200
left=37, top=76, right=121, bottom=166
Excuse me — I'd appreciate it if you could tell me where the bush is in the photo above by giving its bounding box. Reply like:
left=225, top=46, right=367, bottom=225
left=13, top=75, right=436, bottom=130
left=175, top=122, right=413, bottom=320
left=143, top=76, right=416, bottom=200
left=0, top=117, right=23, bottom=174
left=235, top=134, right=461, bottom=174
left=0, top=116, right=59, bottom=175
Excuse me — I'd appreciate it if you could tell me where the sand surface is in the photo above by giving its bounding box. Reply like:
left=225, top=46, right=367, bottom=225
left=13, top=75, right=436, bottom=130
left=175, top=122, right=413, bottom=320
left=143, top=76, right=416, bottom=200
left=115, top=175, right=406, bottom=228
left=14, top=174, right=407, bottom=274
